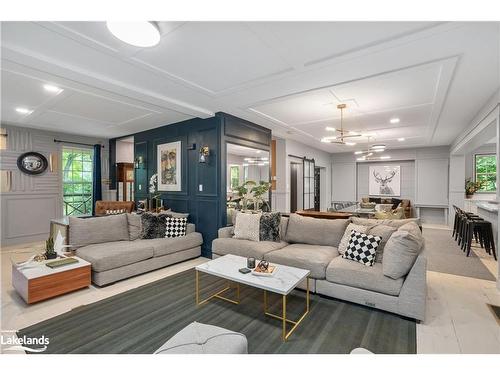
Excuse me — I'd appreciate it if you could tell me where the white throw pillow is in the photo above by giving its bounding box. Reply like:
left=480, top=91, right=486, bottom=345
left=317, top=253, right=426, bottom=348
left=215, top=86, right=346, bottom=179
left=338, top=223, right=368, bottom=255
left=233, top=212, right=261, bottom=242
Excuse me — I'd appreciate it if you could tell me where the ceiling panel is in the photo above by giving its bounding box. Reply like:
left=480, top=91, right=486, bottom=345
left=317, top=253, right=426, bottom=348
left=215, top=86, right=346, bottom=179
left=133, top=22, right=293, bottom=92
left=261, top=22, right=439, bottom=65
left=49, top=92, right=152, bottom=124
left=0, top=70, right=57, bottom=108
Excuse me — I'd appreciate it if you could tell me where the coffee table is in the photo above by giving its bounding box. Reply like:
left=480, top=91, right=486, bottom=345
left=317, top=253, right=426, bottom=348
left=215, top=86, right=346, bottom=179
left=12, top=256, right=91, bottom=304
left=195, top=254, right=310, bottom=341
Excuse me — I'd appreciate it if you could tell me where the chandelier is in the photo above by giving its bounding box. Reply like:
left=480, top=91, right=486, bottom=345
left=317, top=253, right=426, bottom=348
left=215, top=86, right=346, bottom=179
left=321, top=104, right=361, bottom=145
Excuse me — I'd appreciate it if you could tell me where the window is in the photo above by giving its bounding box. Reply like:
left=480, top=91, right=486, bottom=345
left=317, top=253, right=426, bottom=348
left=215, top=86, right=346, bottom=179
left=230, top=165, right=240, bottom=190
left=62, top=147, right=93, bottom=215
left=474, top=154, right=497, bottom=192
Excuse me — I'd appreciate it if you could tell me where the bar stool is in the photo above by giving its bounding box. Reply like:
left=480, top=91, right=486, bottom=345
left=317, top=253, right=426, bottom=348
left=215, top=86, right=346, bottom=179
left=465, top=219, right=497, bottom=260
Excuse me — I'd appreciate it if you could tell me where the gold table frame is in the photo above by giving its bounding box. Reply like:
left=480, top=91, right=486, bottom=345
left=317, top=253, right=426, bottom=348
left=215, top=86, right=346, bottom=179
left=195, top=270, right=310, bottom=341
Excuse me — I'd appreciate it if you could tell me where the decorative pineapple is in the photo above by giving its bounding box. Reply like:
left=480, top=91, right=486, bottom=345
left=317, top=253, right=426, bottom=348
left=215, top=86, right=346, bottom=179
left=45, top=236, right=57, bottom=259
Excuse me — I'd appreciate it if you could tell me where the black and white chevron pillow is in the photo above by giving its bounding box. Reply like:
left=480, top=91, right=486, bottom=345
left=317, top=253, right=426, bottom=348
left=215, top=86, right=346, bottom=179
left=165, top=217, right=188, bottom=238
left=342, top=230, right=381, bottom=266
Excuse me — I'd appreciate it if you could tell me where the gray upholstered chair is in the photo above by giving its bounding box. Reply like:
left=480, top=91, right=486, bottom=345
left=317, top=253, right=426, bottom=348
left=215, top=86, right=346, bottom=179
left=154, top=322, right=248, bottom=354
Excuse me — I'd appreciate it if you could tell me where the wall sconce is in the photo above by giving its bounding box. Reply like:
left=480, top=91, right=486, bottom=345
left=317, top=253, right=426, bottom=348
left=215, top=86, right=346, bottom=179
left=134, top=156, right=144, bottom=169
left=199, top=146, right=210, bottom=163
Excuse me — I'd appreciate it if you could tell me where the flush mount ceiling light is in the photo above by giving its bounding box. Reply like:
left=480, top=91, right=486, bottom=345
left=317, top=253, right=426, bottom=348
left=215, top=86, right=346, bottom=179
left=106, top=21, right=161, bottom=47
left=321, top=104, right=362, bottom=145
left=16, top=107, right=33, bottom=115
left=43, top=84, right=63, bottom=94
left=390, top=118, right=400, bottom=124
left=370, top=144, right=386, bottom=150
left=398, top=137, right=405, bottom=141
left=353, top=137, right=387, bottom=158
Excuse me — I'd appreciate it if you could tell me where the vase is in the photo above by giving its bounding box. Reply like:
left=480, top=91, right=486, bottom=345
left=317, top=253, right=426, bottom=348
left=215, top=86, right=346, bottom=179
left=465, top=194, right=473, bottom=199
left=45, top=252, right=57, bottom=259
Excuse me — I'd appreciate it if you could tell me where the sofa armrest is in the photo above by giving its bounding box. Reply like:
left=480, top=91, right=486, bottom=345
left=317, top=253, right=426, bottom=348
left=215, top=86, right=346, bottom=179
left=186, top=223, right=196, bottom=234
left=398, top=252, right=427, bottom=322
left=218, top=226, right=234, bottom=238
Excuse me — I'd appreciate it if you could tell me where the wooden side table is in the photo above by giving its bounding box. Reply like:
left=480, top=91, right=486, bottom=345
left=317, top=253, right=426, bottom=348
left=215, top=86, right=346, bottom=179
left=12, top=256, right=91, bottom=304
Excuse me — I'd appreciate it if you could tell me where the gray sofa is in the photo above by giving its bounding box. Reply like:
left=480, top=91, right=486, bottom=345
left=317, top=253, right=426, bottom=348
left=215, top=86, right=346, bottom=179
left=69, top=214, right=203, bottom=286
left=212, top=214, right=426, bottom=322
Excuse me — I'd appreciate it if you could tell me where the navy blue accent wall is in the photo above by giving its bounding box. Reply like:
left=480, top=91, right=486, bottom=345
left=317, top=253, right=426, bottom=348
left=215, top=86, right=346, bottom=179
left=110, top=112, right=271, bottom=257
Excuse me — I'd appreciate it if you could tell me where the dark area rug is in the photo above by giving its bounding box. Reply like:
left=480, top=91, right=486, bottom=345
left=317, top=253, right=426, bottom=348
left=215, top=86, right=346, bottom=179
left=423, top=228, right=496, bottom=281
left=19, top=269, right=416, bottom=354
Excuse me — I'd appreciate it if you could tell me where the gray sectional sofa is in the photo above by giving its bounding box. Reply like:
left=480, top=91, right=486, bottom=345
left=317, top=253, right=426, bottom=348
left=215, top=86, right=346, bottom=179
left=69, top=214, right=203, bottom=286
left=212, top=214, right=426, bottom=321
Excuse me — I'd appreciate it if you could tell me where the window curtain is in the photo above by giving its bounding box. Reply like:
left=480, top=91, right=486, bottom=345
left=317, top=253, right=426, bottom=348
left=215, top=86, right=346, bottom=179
left=92, top=144, right=102, bottom=216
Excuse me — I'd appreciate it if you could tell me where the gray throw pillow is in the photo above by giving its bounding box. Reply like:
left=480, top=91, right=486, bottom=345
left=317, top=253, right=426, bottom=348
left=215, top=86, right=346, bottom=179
left=140, top=212, right=170, bottom=239
left=383, top=229, right=424, bottom=279
left=367, top=224, right=397, bottom=263
left=233, top=212, right=261, bottom=242
left=338, top=223, right=368, bottom=255
left=127, top=213, right=142, bottom=240
left=285, top=214, right=349, bottom=247
left=69, top=214, right=129, bottom=249
left=259, top=212, right=281, bottom=242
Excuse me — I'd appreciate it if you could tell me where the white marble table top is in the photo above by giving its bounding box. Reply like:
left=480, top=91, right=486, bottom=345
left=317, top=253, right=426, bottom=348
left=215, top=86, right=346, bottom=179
left=195, top=254, right=310, bottom=295
left=11, top=256, right=90, bottom=280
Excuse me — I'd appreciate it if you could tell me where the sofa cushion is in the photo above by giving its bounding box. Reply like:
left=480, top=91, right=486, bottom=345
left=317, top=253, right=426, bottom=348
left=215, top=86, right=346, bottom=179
left=285, top=214, right=348, bottom=247
left=367, top=224, right=397, bottom=263
left=76, top=241, right=154, bottom=272
left=69, top=214, right=129, bottom=249
left=233, top=212, right=261, bottom=242
left=212, top=238, right=287, bottom=259
left=326, top=256, right=404, bottom=296
left=383, top=224, right=424, bottom=279
left=264, top=244, right=339, bottom=279
left=146, top=232, right=203, bottom=257
left=127, top=213, right=142, bottom=241
left=351, top=217, right=418, bottom=228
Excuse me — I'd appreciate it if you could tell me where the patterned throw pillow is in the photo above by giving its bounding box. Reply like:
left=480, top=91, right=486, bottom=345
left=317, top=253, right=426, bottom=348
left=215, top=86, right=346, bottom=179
left=140, top=212, right=169, bottom=239
left=259, top=212, right=281, bottom=242
left=338, top=223, right=369, bottom=255
left=165, top=217, right=188, bottom=238
left=342, top=230, right=382, bottom=266
left=233, top=212, right=261, bottom=242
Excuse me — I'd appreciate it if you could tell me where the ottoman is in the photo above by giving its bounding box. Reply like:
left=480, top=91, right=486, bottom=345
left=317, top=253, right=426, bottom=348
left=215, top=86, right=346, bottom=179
left=154, top=322, right=248, bottom=354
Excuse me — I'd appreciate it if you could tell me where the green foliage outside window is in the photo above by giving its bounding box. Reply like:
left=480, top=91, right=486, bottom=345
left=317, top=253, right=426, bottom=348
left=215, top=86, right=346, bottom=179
left=62, top=148, right=93, bottom=216
left=475, top=154, right=496, bottom=192
left=230, top=165, right=240, bottom=190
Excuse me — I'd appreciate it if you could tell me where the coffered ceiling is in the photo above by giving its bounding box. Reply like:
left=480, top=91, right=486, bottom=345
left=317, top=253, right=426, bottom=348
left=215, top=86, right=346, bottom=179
left=1, top=21, right=499, bottom=152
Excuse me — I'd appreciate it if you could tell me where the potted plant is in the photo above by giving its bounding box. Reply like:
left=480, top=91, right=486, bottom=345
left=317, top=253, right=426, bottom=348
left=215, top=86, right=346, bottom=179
left=45, top=236, right=57, bottom=259
left=231, top=180, right=271, bottom=212
left=465, top=178, right=483, bottom=199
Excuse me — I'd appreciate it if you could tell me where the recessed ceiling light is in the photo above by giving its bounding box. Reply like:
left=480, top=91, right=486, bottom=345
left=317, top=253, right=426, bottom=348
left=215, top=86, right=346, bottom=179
left=371, top=144, right=386, bottom=150
left=398, top=137, right=405, bottom=141
left=325, top=127, right=336, bottom=131
left=43, top=84, right=63, bottom=93
left=256, top=150, right=261, bottom=154
left=106, top=21, right=161, bottom=47
left=390, top=118, right=400, bottom=124
left=15, top=107, right=32, bottom=115
left=374, top=149, right=384, bottom=153
left=380, top=156, right=391, bottom=159
left=321, top=138, right=332, bottom=143
left=354, top=151, right=363, bottom=155
left=345, top=142, right=356, bottom=146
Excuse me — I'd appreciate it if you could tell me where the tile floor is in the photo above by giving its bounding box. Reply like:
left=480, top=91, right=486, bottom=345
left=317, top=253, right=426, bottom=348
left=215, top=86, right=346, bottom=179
left=1, top=227, right=499, bottom=354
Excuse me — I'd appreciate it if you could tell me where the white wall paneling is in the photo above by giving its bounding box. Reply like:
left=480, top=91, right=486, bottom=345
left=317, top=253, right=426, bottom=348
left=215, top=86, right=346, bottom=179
left=332, top=162, right=357, bottom=202
left=416, top=158, right=449, bottom=206
left=0, top=125, right=109, bottom=247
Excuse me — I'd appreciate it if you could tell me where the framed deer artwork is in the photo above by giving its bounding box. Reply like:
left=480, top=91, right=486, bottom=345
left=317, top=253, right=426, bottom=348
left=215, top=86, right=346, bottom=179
left=369, top=165, right=401, bottom=196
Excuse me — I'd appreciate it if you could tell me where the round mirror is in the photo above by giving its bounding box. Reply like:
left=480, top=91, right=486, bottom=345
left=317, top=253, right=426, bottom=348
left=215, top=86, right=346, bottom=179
left=17, top=152, right=48, bottom=175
